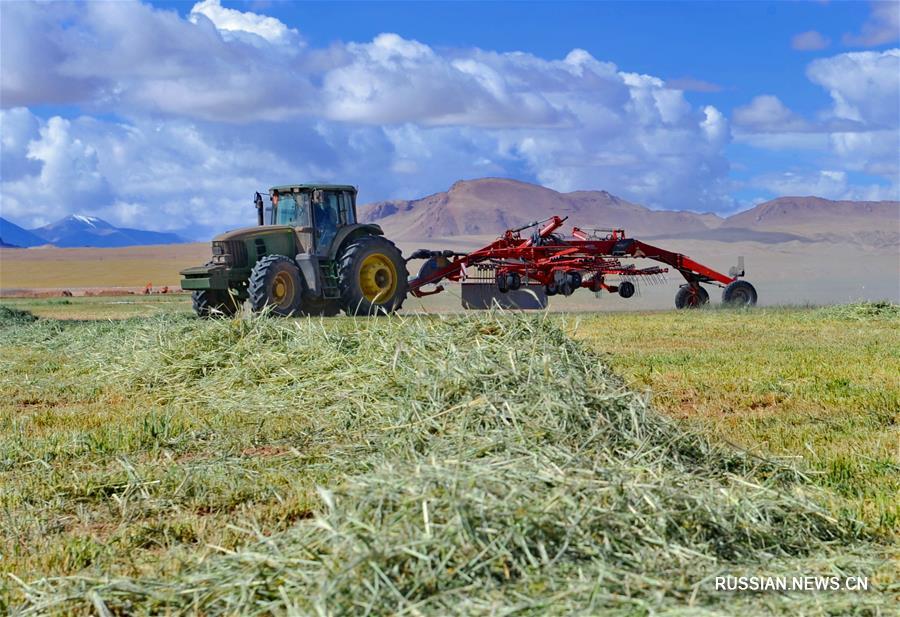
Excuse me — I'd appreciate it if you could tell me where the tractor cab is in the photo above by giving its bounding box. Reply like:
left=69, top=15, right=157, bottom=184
left=257, top=184, right=357, bottom=255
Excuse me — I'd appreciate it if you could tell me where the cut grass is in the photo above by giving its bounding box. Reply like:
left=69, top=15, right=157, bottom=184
left=1, top=305, right=897, bottom=615
left=569, top=303, right=900, bottom=536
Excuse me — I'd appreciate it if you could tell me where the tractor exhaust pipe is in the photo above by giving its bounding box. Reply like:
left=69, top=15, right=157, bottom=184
left=254, top=192, right=265, bottom=226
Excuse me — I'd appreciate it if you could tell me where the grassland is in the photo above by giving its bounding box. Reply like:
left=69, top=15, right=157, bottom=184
left=0, top=300, right=897, bottom=614
left=570, top=304, right=900, bottom=535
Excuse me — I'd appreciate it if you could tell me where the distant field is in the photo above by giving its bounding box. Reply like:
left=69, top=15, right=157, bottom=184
left=3, top=237, right=899, bottom=310
left=1, top=300, right=897, bottom=613
left=0, top=243, right=209, bottom=290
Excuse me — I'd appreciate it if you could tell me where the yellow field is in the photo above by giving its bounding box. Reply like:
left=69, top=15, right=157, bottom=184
left=0, top=244, right=209, bottom=290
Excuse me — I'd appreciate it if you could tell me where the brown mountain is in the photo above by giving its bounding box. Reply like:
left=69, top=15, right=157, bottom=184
left=360, top=178, right=722, bottom=239
left=360, top=180, right=899, bottom=247
left=725, top=196, right=897, bottom=230
left=360, top=178, right=722, bottom=240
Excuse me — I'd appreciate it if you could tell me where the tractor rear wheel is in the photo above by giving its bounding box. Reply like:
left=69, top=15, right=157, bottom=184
left=248, top=255, right=304, bottom=316
left=338, top=236, right=408, bottom=315
left=675, top=284, right=709, bottom=309
left=192, top=289, right=238, bottom=318
left=722, top=280, right=757, bottom=307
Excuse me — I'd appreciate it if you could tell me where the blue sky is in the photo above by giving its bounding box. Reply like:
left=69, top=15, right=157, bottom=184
left=1, top=0, right=898, bottom=238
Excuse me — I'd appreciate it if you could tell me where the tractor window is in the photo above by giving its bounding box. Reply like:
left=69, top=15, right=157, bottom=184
left=337, top=192, right=356, bottom=225
left=314, top=192, right=341, bottom=254
left=275, top=193, right=311, bottom=227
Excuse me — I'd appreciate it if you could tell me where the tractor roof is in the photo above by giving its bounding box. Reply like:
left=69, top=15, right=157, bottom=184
left=269, top=184, right=357, bottom=193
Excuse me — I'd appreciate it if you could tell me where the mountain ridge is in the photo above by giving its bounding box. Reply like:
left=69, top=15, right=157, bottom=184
left=360, top=178, right=899, bottom=245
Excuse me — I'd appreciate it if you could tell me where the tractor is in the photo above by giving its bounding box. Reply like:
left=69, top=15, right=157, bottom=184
left=180, top=185, right=407, bottom=317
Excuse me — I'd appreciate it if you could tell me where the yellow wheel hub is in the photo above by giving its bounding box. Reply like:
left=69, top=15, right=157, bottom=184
left=271, top=271, right=295, bottom=307
left=359, top=253, right=398, bottom=303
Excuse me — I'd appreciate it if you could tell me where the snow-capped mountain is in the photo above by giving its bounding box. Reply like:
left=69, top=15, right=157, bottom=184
left=18, top=215, right=185, bottom=248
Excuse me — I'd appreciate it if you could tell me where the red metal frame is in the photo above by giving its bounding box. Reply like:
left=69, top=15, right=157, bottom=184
left=408, top=215, right=739, bottom=298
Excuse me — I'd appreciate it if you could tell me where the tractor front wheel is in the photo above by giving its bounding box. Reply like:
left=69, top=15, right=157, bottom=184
left=192, top=289, right=238, bottom=318
left=722, top=280, right=758, bottom=307
left=675, top=284, right=709, bottom=309
left=338, top=236, right=408, bottom=315
left=248, top=255, right=304, bottom=316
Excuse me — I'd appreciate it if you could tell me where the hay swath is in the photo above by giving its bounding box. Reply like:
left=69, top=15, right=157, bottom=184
left=408, top=215, right=757, bottom=309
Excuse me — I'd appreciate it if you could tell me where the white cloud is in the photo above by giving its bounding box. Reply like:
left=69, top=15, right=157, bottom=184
left=751, top=170, right=896, bottom=201
left=733, top=95, right=809, bottom=132
left=807, top=49, right=900, bottom=126
left=2, top=0, right=896, bottom=236
left=0, top=1, right=739, bottom=226
left=734, top=49, right=900, bottom=201
left=189, top=0, right=300, bottom=46
left=843, top=1, right=899, bottom=47
left=792, top=30, right=831, bottom=51
left=0, top=1, right=312, bottom=121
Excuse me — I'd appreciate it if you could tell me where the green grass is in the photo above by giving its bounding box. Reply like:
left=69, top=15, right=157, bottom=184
left=0, top=302, right=897, bottom=615
left=0, top=294, right=191, bottom=320
left=569, top=303, right=900, bottom=535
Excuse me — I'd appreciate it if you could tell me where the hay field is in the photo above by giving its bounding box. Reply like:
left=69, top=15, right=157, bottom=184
left=1, top=302, right=898, bottom=615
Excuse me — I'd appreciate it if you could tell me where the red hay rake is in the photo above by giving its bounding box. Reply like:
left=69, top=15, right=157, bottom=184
left=407, top=216, right=757, bottom=309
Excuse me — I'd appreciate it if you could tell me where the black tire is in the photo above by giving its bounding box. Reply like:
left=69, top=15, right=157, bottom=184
left=507, top=272, right=522, bottom=291
left=338, top=236, right=408, bottom=315
left=618, top=280, right=635, bottom=299
left=248, top=255, right=304, bottom=316
left=675, top=284, right=709, bottom=309
left=545, top=281, right=558, bottom=296
left=496, top=273, right=510, bottom=293
left=722, top=280, right=757, bottom=307
left=192, top=289, right=238, bottom=318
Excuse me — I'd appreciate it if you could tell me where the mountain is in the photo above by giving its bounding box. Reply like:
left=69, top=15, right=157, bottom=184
left=28, top=215, right=185, bottom=248
left=0, top=217, right=46, bottom=248
left=361, top=180, right=899, bottom=246
left=723, top=196, right=899, bottom=248
left=360, top=178, right=723, bottom=240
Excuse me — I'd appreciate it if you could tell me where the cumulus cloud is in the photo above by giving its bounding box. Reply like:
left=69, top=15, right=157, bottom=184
left=4, top=0, right=897, bottom=235
left=734, top=49, right=900, bottom=201
left=0, top=1, right=312, bottom=121
left=189, top=0, right=300, bottom=45
left=807, top=49, right=900, bottom=126
left=0, top=0, right=740, bottom=231
left=842, top=1, right=900, bottom=47
left=733, top=95, right=810, bottom=132
left=791, top=30, right=831, bottom=51
left=750, top=170, right=897, bottom=201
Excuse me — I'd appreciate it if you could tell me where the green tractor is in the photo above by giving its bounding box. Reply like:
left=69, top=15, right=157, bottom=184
left=180, top=184, right=407, bottom=317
